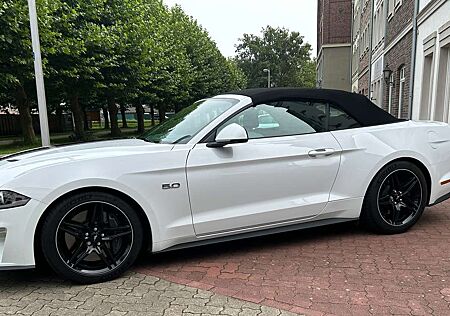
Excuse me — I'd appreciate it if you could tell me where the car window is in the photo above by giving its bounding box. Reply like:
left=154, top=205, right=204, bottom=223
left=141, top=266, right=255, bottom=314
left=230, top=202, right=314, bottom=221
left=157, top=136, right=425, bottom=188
left=140, top=98, right=238, bottom=144
left=218, top=101, right=327, bottom=139
left=328, top=105, right=361, bottom=131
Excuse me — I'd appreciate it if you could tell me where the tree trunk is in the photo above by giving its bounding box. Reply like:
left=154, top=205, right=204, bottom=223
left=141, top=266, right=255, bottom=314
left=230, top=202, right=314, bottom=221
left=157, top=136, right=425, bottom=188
left=15, top=86, right=37, bottom=145
left=135, top=103, right=145, bottom=134
left=103, top=107, right=110, bottom=129
left=55, top=107, right=63, bottom=133
left=158, top=104, right=166, bottom=123
left=150, top=104, right=155, bottom=126
left=69, top=93, right=85, bottom=140
left=120, top=104, right=128, bottom=128
left=107, top=97, right=121, bottom=137
left=83, top=109, right=90, bottom=131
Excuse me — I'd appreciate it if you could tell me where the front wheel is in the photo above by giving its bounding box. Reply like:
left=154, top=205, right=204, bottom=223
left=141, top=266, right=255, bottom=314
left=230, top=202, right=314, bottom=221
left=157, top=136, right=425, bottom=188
left=41, top=192, right=144, bottom=284
left=361, top=161, right=428, bottom=234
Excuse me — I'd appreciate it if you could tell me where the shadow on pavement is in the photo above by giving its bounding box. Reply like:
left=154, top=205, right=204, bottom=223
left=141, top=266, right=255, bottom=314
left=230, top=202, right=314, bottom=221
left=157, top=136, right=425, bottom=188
left=136, top=220, right=364, bottom=267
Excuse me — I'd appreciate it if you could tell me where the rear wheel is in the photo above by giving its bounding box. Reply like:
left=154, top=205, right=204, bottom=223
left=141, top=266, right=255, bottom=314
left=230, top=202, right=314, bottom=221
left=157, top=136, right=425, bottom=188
left=361, top=161, right=427, bottom=234
left=41, top=192, right=143, bottom=284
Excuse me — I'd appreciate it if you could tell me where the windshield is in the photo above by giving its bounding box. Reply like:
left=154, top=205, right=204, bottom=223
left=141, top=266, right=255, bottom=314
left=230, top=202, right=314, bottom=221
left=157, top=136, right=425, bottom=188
left=140, top=98, right=239, bottom=144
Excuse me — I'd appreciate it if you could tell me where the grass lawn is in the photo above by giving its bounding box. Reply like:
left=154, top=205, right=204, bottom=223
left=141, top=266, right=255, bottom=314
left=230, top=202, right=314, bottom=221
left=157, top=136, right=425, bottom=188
left=0, top=127, right=151, bottom=156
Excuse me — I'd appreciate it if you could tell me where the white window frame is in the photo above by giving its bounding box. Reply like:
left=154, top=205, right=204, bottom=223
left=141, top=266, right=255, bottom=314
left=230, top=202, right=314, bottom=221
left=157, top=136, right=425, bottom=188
left=398, top=67, right=406, bottom=118
left=388, top=0, right=394, bottom=19
left=388, top=73, right=394, bottom=114
left=445, top=49, right=450, bottom=123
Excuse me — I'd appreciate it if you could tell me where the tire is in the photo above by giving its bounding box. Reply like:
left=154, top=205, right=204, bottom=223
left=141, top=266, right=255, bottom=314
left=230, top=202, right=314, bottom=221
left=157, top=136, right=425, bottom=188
left=360, top=161, right=428, bottom=234
left=40, top=191, right=144, bottom=284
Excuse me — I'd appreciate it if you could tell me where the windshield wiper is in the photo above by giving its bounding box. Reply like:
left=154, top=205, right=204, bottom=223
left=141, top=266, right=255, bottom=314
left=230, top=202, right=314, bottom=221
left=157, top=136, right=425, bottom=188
left=172, top=135, right=192, bottom=144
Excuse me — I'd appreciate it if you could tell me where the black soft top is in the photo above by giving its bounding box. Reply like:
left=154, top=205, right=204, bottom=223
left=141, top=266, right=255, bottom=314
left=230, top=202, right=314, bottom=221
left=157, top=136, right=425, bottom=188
left=226, top=88, right=400, bottom=127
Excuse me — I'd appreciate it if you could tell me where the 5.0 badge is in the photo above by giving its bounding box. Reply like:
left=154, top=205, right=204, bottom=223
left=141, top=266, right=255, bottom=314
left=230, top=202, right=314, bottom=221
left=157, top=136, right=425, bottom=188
left=162, top=183, right=181, bottom=190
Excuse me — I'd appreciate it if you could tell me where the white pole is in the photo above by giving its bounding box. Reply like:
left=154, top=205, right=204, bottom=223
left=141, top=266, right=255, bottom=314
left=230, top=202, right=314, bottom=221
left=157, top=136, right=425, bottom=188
left=27, top=0, right=50, bottom=147
left=263, top=69, right=271, bottom=88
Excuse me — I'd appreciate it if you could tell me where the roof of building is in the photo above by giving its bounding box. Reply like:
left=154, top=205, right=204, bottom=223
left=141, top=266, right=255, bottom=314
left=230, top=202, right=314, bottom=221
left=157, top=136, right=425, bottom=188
left=226, top=88, right=400, bottom=127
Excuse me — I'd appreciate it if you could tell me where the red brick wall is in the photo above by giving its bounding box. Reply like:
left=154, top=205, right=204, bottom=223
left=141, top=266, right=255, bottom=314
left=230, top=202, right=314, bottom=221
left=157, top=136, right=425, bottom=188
left=318, top=0, right=352, bottom=53
left=383, top=30, right=412, bottom=118
left=385, top=0, right=414, bottom=46
left=358, top=70, right=370, bottom=96
left=382, top=0, right=414, bottom=118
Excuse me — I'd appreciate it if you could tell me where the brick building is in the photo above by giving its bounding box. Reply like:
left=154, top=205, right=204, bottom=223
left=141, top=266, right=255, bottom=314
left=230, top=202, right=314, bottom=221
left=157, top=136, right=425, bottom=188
left=319, top=0, right=449, bottom=122
left=351, top=0, right=361, bottom=92
left=369, top=0, right=386, bottom=108
left=356, top=0, right=373, bottom=97
left=316, top=0, right=352, bottom=91
left=382, top=0, right=415, bottom=119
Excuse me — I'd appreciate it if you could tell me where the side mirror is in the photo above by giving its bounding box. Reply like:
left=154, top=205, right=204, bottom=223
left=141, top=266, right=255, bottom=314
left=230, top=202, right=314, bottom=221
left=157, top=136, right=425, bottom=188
left=207, top=123, right=249, bottom=148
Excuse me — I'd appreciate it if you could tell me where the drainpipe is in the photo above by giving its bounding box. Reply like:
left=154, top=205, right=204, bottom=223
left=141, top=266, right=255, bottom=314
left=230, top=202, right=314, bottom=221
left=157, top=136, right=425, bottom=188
left=350, top=0, right=355, bottom=92
left=381, top=0, right=389, bottom=108
left=408, top=0, right=420, bottom=119
left=368, top=0, right=375, bottom=100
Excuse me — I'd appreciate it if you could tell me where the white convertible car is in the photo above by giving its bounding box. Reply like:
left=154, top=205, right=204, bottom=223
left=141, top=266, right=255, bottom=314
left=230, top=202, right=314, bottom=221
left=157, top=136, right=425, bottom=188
left=1, top=88, right=450, bottom=283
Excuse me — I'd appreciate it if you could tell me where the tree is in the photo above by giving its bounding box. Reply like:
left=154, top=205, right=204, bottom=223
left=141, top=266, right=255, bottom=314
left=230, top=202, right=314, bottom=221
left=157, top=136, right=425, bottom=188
left=44, top=0, right=105, bottom=140
left=0, top=0, right=76, bottom=143
left=235, top=26, right=316, bottom=89
left=1, top=0, right=251, bottom=142
left=224, top=58, right=247, bottom=91
left=0, top=0, right=40, bottom=144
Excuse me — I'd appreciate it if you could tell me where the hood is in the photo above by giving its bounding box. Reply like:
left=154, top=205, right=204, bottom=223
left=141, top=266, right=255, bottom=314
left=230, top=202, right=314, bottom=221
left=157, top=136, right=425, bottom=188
left=0, top=139, right=174, bottom=187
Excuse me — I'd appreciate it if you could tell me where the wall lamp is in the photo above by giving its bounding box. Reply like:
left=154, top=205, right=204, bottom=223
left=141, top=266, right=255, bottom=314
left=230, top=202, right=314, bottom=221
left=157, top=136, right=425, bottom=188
left=383, top=64, right=394, bottom=87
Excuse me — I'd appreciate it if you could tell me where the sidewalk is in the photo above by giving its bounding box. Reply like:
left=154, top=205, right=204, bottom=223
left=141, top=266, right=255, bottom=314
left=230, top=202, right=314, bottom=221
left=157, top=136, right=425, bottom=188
left=0, top=270, right=298, bottom=316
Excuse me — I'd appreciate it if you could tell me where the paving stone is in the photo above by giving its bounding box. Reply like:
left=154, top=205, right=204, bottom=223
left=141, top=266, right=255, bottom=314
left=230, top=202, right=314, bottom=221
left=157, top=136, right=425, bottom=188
left=1, top=203, right=449, bottom=315
left=136, top=204, right=450, bottom=315
left=0, top=270, right=297, bottom=315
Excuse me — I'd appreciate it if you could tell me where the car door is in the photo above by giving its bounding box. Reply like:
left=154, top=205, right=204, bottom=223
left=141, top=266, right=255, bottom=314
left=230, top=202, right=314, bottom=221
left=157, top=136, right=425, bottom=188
left=186, top=100, right=343, bottom=236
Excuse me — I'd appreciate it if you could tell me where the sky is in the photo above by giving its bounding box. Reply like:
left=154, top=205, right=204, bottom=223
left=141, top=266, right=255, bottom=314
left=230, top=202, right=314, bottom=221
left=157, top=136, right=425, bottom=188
left=163, top=0, right=318, bottom=58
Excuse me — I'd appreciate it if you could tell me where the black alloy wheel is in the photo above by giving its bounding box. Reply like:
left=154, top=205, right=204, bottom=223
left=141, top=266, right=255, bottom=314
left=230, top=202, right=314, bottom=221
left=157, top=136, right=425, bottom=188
left=361, top=161, right=427, bottom=234
left=41, top=192, right=144, bottom=283
left=56, top=201, right=133, bottom=274
left=377, top=169, right=422, bottom=226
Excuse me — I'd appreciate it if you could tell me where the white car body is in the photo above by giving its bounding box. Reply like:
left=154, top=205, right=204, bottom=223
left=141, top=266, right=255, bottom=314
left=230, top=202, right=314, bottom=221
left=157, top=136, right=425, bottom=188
left=1, top=93, right=450, bottom=270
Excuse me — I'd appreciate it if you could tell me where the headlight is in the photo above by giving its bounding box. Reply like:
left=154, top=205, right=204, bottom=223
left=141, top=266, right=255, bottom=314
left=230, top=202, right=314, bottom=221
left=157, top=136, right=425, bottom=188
left=0, top=191, right=31, bottom=209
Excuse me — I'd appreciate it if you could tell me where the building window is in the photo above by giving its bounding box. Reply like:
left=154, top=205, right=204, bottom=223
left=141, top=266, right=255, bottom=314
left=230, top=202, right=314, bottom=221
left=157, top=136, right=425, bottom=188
left=398, top=67, right=406, bottom=118
left=388, top=0, right=394, bottom=19
left=372, top=2, right=385, bottom=49
left=394, top=0, right=402, bottom=11
left=434, top=46, right=450, bottom=122
left=420, top=53, right=435, bottom=120
left=388, top=73, right=394, bottom=114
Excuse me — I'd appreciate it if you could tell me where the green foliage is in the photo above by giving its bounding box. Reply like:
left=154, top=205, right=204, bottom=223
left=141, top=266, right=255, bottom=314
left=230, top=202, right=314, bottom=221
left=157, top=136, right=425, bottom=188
left=0, top=0, right=61, bottom=91
left=235, top=26, right=316, bottom=88
left=0, top=0, right=248, bottom=141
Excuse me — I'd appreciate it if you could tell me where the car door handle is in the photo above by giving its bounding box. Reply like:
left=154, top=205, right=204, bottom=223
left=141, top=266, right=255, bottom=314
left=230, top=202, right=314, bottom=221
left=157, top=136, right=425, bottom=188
left=308, top=148, right=335, bottom=158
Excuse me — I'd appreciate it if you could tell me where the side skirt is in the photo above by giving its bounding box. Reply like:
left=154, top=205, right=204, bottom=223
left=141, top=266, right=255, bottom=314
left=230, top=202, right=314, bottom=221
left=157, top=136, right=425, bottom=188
left=428, top=191, right=450, bottom=206
left=0, top=265, right=35, bottom=271
left=157, top=218, right=356, bottom=253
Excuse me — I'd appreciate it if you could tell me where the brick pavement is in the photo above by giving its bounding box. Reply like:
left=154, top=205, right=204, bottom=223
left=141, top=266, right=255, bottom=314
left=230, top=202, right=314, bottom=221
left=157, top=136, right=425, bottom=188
left=0, top=270, right=297, bottom=315
left=1, top=203, right=450, bottom=315
left=136, top=203, right=450, bottom=316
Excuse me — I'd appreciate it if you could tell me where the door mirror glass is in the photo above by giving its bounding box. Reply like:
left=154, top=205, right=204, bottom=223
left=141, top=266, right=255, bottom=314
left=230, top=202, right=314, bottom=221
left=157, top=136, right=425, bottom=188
left=207, top=123, right=248, bottom=148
